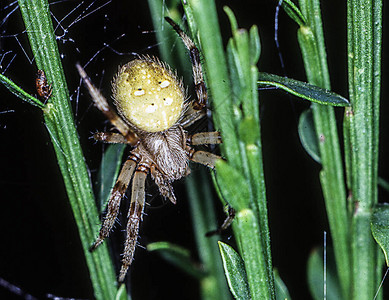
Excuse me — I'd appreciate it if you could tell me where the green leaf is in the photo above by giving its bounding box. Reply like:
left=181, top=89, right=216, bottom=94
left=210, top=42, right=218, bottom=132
left=147, top=241, right=206, bottom=279
left=280, top=0, right=306, bottom=27
left=97, top=144, right=126, bottom=210
left=115, top=284, right=129, bottom=300
left=258, top=72, right=349, bottom=107
left=0, top=73, right=45, bottom=109
left=274, top=269, right=291, bottom=300
left=215, top=160, right=250, bottom=211
left=378, top=177, right=389, bottom=193
left=307, top=247, right=342, bottom=300
left=218, top=241, right=250, bottom=300
left=371, top=204, right=389, bottom=266
left=298, top=109, right=321, bottom=163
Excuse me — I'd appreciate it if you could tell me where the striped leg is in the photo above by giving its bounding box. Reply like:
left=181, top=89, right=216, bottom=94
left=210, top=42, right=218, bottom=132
left=165, top=17, right=208, bottom=111
left=191, top=150, right=221, bottom=169
left=94, top=132, right=137, bottom=144
left=118, top=168, right=147, bottom=282
left=90, top=159, right=137, bottom=251
left=188, top=131, right=222, bottom=145
left=76, top=63, right=139, bottom=145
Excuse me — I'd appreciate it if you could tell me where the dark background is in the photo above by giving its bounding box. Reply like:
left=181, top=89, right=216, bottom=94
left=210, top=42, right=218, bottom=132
left=0, top=0, right=387, bottom=299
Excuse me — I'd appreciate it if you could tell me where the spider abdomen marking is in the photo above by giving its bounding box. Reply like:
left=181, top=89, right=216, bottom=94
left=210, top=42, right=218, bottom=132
left=113, top=56, right=187, bottom=133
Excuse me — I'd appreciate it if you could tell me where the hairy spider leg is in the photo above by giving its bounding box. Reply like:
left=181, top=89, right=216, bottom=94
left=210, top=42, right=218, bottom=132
left=119, top=167, right=147, bottom=282
left=90, top=158, right=137, bottom=251
left=189, top=150, right=220, bottom=169
left=165, top=17, right=207, bottom=111
left=76, top=63, right=139, bottom=146
left=186, top=131, right=222, bottom=168
left=189, top=131, right=222, bottom=145
left=94, top=132, right=135, bottom=144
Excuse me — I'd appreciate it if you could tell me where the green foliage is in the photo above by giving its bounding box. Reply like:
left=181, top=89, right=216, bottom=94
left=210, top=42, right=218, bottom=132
left=2, top=0, right=385, bottom=299
left=147, top=242, right=206, bottom=279
left=218, top=241, right=250, bottom=300
left=307, top=248, right=342, bottom=300
left=371, top=204, right=389, bottom=266
left=258, top=73, right=350, bottom=107
left=5, top=1, right=125, bottom=299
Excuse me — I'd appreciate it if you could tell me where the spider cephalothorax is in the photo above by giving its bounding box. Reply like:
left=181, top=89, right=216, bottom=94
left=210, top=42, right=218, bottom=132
left=77, top=17, right=221, bottom=282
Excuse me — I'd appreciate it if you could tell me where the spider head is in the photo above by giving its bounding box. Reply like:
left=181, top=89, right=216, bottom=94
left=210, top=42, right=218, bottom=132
left=112, top=56, right=186, bottom=133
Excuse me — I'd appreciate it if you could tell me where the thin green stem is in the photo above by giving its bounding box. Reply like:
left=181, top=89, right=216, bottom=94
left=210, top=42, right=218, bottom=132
left=296, top=0, right=350, bottom=298
left=16, top=1, right=122, bottom=298
left=186, top=172, right=232, bottom=300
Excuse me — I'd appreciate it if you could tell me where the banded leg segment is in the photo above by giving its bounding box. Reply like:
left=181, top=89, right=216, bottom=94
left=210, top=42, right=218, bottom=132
left=189, top=131, right=222, bottom=145
left=76, top=63, right=139, bottom=145
left=119, top=170, right=147, bottom=282
left=94, top=132, right=135, bottom=144
left=190, top=150, right=221, bottom=169
left=90, top=159, right=137, bottom=251
left=165, top=17, right=208, bottom=111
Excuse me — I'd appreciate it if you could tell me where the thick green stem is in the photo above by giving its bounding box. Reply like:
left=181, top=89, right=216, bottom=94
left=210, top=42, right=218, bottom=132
left=183, top=2, right=274, bottom=299
left=345, top=0, right=382, bottom=298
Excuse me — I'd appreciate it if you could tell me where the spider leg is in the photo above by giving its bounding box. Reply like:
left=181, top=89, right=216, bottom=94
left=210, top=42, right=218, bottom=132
left=188, top=131, right=222, bottom=145
left=150, top=165, right=177, bottom=204
left=165, top=17, right=207, bottom=111
left=188, top=149, right=221, bottom=169
left=119, top=167, right=147, bottom=282
left=206, top=206, right=236, bottom=237
left=180, top=107, right=206, bottom=128
left=76, top=63, right=139, bottom=146
left=94, top=132, right=136, bottom=144
left=90, top=158, right=137, bottom=251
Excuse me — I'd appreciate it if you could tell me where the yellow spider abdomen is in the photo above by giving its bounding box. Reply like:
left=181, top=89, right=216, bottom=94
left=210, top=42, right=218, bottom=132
left=112, top=57, right=185, bottom=132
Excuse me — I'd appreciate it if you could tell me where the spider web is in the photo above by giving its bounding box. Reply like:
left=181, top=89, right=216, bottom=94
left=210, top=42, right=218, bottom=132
left=0, top=1, right=185, bottom=298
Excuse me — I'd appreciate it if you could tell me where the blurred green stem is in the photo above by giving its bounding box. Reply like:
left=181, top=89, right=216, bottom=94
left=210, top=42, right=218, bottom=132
left=148, top=1, right=231, bottom=299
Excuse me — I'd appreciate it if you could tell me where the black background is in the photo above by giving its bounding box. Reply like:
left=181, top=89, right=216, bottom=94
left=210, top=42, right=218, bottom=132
left=0, top=0, right=388, bottom=299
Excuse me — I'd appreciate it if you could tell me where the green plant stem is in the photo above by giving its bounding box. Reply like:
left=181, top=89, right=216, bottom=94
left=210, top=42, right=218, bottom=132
left=296, top=0, right=350, bottom=297
left=148, top=1, right=231, bottom=299
left=345, top=0, right=382, bottom=298
left=183, top=2, right=274, bottom=299
left=17, top=1, right=121, bottom=299
left=187, top=172, right=231, bottom=300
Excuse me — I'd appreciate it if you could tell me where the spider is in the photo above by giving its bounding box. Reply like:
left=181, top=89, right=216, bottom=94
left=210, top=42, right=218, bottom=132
left=76, top=17, right=222, bottom=282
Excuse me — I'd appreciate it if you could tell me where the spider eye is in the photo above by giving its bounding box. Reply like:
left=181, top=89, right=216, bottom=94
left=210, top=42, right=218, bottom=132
left=112, top=57, right=185, bottom=132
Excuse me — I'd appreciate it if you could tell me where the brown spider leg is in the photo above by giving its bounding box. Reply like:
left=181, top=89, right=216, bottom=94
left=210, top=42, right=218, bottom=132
left=180, top=107, right=206, bottom=128
left=119, top=166, right=147, bottom=282
left=187, top=147, right=221, bottom=169
left=165, top=17, right=208, bottom=111
left=94, top=132, right=135, bottom=144
left=188, top=131, right=222, bottom=145
left=205, top=206, right=236, bottom=237
left=76, top=63, right=139, bottom=146
left=150, top=165, right=177, bottom=204
left=90, top=158, right=137, bottom=251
